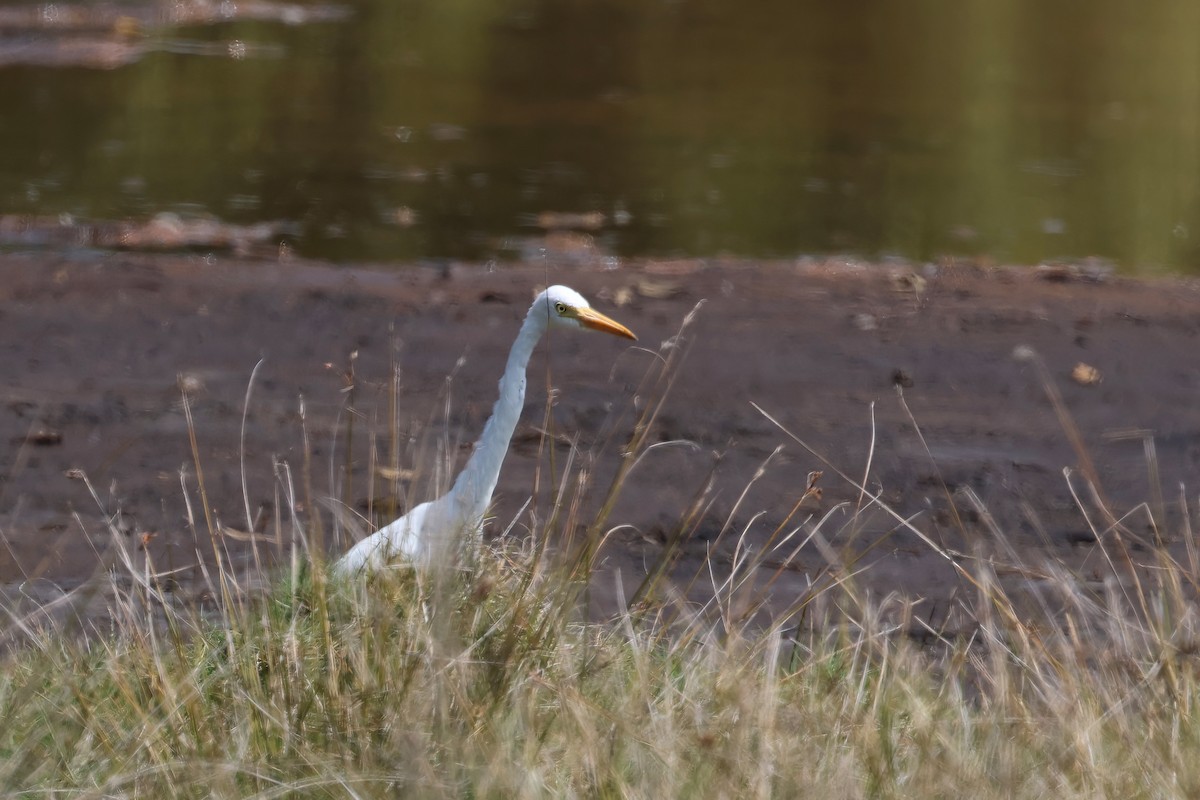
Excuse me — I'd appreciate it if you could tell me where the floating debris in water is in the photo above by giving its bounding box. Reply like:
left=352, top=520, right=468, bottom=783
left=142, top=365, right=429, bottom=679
left=0, top=1, right=349, bottom=68
left=427, top=123, right=467, bottom=142
left=535, top=211, right=606, bottom=231
left=0, top=2, right=350, bottom=31
left=0, top=37, right=141, bottom=68
left=0, top=212, right=290, bottom=256
left=386, top=207, right=419, bottom=228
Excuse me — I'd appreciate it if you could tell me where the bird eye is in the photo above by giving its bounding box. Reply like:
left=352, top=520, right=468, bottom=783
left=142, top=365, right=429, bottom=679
left=554, top=302, right=567, bottom=315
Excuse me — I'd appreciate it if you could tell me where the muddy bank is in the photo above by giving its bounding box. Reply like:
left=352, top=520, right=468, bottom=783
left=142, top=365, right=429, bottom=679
left=1, top=253, right=1199, bottom=629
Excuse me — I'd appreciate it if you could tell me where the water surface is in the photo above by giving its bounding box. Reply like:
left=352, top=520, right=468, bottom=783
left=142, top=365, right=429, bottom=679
left=2, top=0, right=1199, bottom=272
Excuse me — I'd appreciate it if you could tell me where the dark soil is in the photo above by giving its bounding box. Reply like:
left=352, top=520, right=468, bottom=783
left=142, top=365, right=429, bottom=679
left=3, top=252, right=1199, bottom=631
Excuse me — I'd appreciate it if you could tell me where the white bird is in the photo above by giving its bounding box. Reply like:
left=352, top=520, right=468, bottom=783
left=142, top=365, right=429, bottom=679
left=334, top=285, right=637, bottom=576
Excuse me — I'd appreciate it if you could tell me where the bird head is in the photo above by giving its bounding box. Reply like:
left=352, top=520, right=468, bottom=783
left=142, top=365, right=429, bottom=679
left=536, top=285, right=637, bottom=340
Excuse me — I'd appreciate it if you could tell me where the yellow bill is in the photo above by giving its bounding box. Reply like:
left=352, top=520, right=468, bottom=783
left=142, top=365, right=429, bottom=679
left=575, top=306, right=638, bottom=340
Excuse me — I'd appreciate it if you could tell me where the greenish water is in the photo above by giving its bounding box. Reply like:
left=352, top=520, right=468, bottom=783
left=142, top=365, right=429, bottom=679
left=2, top=0, right=1200, bottom=272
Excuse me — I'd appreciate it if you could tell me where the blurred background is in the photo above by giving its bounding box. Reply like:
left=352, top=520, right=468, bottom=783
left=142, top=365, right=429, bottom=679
left=2, top=0, right=1199, bottom=273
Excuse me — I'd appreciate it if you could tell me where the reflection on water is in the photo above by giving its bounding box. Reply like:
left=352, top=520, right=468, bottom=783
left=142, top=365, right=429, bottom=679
left=1, top=0, right=1199, bottom=272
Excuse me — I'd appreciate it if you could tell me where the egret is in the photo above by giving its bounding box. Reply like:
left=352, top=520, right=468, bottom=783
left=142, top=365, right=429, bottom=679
left=334, top=285, right=636, bottom=576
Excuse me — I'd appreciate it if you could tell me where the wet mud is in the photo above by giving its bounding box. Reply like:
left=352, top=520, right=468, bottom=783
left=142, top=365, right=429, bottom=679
left=2, top=252, right=1199, bottom=632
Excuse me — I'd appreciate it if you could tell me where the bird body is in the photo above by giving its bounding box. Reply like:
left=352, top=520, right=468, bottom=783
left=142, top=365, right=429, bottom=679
left=334, top=285, right=635, bottom=576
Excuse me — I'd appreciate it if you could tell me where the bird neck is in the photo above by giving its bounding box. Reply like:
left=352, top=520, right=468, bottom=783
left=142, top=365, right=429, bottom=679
left=445, top=304, right=547, bottom=525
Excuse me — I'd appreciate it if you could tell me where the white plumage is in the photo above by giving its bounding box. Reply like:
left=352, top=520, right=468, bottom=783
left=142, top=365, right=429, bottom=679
left=334, top=285, right=636, bottom=576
